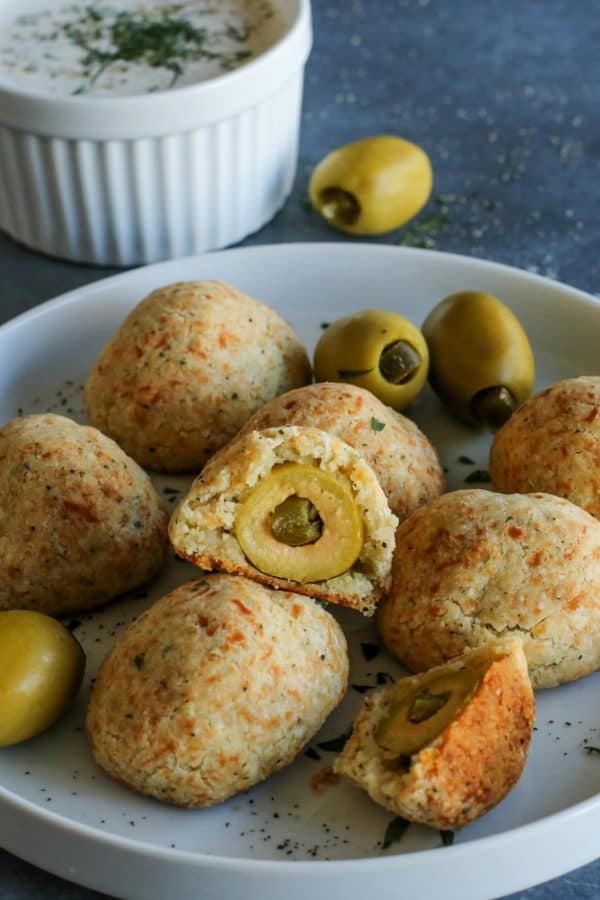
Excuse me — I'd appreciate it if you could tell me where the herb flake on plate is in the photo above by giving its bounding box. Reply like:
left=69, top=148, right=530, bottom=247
left=360, top=641, right=381, bottom=662
left=316, top=727, right=353, bottom=753
left=464, top=469, right=491, bottom=484
left=382, top=816, right=410, bottom=849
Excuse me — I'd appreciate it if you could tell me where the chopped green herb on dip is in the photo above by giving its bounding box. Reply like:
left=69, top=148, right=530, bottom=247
left=0, top=1, right=282, bottom=96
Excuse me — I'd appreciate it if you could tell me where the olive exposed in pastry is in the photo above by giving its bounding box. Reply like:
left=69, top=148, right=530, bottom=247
left=375, top=666, right=482, bottom=758
left=235, top=463, right=364, bottom=582
left=313, top=310, right=429, bottom=410
left=334, top=639, right=535, bottom=831
left=422, top=290, right=535, bottom=427
left=169, top=426, right=398, bottom=616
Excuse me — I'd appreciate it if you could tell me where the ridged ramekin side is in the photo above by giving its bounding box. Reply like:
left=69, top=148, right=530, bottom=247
left=0, top=73, right=303, bottom=266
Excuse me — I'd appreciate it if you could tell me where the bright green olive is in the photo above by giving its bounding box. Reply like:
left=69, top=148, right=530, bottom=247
left=313, top=309, right=429, bottom=410
left=422, top=291, right=535, bottom=427
left=309, top=135, right=433, bottom=235
left=0, top=610, right=85, bottom=747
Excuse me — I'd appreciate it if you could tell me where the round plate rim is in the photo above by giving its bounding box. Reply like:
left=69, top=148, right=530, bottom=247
left=0, top=241, right=599, bottom=896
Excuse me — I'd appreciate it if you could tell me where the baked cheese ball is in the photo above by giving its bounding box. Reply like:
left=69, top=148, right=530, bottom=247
left=377, top=489, right=600, bottom=688
left=0, top=414, right=168, bottom=616
left=85, top=280, right=312, bottom=471
left=236, top=382, right=444, bottom=522
left=169, top=426, right=398, bottom=616
left=334, top=639, right=534, bottom=830
left=490, top=376, right=600, bottom=520
left=87, top=575, right=349, bottom=807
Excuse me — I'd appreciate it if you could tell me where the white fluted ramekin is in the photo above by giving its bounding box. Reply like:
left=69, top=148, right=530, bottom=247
left=0, top=0, right=311, bottom=266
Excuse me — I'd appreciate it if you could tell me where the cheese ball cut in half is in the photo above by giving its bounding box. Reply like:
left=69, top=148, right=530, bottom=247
left=87, top=575, right=349, bottom=807
left=0, top=414, right=168, bottom=617
left=85, top=280, right=311, bottom=471
left=490, top=376, right=600, bottom=520
left=334, top=639, right=535, bottom=830
left=237, top=382, right=444, bottom=523
left=169, top=426, right=398, bottom=616
left=377, top=490, right=600, bottom=688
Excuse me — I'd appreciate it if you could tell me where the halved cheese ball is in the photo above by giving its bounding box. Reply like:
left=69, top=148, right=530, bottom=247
left=87, top=575, right=348, bottom=807
left=169, top=426, right=398, bottom=616
left=377, top=489, right=600, bottom=688
left=490, top=376, right=600, bottom=520
left=0, top=414, right=168, bottom=617
left=334, top=639, right=535, bottom=830
left=85, top=280, right=311, bottom=471
left=237, top=382, right=444, bottom=523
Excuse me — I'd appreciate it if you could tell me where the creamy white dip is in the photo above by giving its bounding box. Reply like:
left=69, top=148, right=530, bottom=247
left=0, top=0, right=283, bottom=96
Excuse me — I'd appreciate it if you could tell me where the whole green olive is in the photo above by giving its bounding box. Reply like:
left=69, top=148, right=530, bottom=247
left=0, top=610, right=85, bottom=747
left=422, top=291, right=535, bottom=427
left=309, top=135, right=433, bottom=235
left=313, top=310, right=429, bottom=410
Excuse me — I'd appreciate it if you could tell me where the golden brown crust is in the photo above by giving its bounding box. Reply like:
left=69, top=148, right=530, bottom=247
left=85, top=280, right=311, bottom=472
left=490, top=376, right=600, bottom=520
left=334, top=639, right=535, bottom=830
left=169, top=426, right=398, bottom=616
left=236, top=382, right=444, bottom=522
left=377, top=489, right=600, bottom=688
left=0, top=414, right=168, bottom=616
left=87, top=574, right=348, bottom=807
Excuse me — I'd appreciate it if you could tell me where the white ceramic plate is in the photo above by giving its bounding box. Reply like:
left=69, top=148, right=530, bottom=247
left=0, top=243, right=599, bottom=900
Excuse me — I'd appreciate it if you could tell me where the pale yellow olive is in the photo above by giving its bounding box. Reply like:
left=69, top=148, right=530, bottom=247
left=313, top=309, right=429, bottom=410
left=422, top=290, right=535, bottom=427
left=375, top=664, right=483, bottom=758
left=0, top=610, right=85, bottom=747
left=235, top=463, right=363, bottom=583
left=309, top=135, right=433, bottom=235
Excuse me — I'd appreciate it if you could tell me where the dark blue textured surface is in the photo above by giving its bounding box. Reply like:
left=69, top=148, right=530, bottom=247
left=0, top=1, right=598, bottom=898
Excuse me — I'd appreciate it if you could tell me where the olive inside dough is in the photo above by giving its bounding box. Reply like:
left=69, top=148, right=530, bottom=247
left=169, top=425, right=398, bottom=617
left=334, top=639, right=535, bottom=831
left=235, top=463, right=364, bottom=582
left=375, top=664, right=482, bottom=758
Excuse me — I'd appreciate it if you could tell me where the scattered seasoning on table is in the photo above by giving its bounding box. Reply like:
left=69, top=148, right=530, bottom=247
left=440, top=829, right=455, bottom=846
left=458, top=455, right=475, bottom=465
